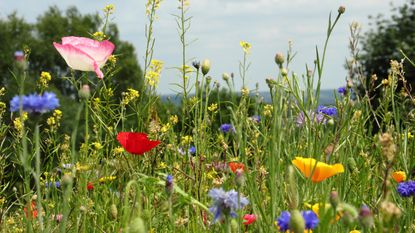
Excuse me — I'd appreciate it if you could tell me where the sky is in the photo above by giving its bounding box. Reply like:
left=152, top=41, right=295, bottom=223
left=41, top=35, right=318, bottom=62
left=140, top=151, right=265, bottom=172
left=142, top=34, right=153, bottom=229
left=0, top=0, right=407, bottom=94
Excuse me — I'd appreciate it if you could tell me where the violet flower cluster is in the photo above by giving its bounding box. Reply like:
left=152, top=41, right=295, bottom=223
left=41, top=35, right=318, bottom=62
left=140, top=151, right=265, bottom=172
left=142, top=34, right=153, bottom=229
left=10, top=92, right=59, bottom=113
left=397, top=180, right=415, bottom=197
left=208, top=188, right=249, bottom=222
left=276, top=210, right=319, bottom=231
left=219, top=123, right=235, bottom=133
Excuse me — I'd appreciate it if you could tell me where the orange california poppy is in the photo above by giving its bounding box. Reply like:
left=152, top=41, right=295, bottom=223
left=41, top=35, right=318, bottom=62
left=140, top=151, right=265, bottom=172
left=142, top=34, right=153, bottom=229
left=228, top=162, right=245, bottom=173
left=292, top=157, right=344, bottom=182
left=391, top=171, right=406, bottom=183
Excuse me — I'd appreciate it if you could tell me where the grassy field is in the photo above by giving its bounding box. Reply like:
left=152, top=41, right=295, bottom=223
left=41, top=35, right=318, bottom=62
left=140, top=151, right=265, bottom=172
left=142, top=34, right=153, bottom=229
left=0, top=2, right=414, bottom=233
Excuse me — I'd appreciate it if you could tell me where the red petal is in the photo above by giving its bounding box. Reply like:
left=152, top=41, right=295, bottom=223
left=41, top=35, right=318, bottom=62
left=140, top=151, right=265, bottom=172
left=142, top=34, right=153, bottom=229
left=117, top=132, right=160, bottom=155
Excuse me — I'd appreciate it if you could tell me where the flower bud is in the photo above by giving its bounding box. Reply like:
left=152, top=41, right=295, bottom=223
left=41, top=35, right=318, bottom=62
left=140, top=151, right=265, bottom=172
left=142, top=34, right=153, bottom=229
left=275, top=53, right=285, bottom=66
left=111, top=204, right=118, bottom=219
left=329, top=191, right=340, bottom=209
left=127, top=217, right=146, bottom=233
left=61, top=174, right=73, bottom=187
left=338, top=6, right=346, bottom=14
left=192, top=61, right=200, bottom=70
left=222, top=73, right=230, bottom=81
left=79, top=84, right=91, bottom=99
left=359, top=205, right=374, bottom=229
left=290, top=210, right=305, bottom=233
left=201, top=59, right=211, bottom=76
left=281, top=68, right=288, bottom=76
left=165, top=175, right=174, bottom=196
left=339, top=203, right=358, bottom=226
left=235, top=169, right=245, bottom=187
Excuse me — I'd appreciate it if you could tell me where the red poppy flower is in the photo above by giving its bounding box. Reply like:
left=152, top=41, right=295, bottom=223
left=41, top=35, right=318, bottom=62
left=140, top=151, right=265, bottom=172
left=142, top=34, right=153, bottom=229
left=242, top=214, right=256, bottom=225
left=116, top=132, right=160, bottom=155
left=228, top=162, right=245, bottom=173
left=87, top=182, right=94, bottom=191
left=24, top=201, right=38, bottom=219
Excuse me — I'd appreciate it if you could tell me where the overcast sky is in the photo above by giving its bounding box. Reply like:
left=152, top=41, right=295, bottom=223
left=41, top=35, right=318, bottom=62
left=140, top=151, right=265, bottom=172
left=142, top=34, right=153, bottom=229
left=0, top=0, right=406, bottom=94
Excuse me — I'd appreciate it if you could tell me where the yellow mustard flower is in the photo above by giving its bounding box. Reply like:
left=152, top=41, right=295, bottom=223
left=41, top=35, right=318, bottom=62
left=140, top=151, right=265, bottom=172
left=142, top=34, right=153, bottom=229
left=240, top=41, right=251, bottom=54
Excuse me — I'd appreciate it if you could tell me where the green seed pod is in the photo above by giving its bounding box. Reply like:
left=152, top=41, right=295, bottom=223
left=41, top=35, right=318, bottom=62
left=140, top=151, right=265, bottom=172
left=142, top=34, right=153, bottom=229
left=201, top=59, right=211, bottom=76
left=110, top=204, right=118, bottom=219
left=127, top=217, right=146, bottom=233
left=290, top=210, right=305, bottom=233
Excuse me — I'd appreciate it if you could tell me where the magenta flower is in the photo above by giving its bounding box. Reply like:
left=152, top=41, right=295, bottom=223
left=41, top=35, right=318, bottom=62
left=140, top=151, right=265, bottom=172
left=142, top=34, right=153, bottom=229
left=53, top=36, right=115, bottom=79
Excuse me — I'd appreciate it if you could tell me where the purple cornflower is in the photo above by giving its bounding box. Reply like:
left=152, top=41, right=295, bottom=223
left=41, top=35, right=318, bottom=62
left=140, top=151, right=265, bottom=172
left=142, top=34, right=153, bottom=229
left=189, top=146, right=196, bottom=155
left=208, top=188, right=249, bottom=222
left=276, top=210, right=319, bottom=231
left=276, top=211, right=291, bottom=231
left=219, top=123, right=235, bottom=133
left=296, top=111, right=325, bottom=127
left=338, top=86, right=347, bottom=95
left=250, top=115, right=261, bottom=123
left=302, top=210, right=319, bottom=230
left=165, top=174, right=173, bottom=195
left=317, top=105, right=337, bottom=117
left=46, top=181, right=61, bottom=188
left=10, top=92, right=59, bottom=113
left=397, top=180, right=415, bottom=197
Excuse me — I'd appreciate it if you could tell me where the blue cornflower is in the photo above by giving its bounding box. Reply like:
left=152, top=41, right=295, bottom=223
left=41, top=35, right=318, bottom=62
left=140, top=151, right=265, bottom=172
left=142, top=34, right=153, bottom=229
left=296, top=111, right=325, bottom=127
left=276, top=210, right=319, bottom=231
left=302, top=210, right=319, bottom=230
left=317, top=105, right=337, bottom=117
left=338, top=86, right=347, bottom=95
left=188, top=146, right=196, bottom=155
left=397, top=180, right=415, bottom=197
left=250, top=115, right=261, bottom=123
left=165, top=174, right=173, bottom=195
left=219, top=123, right=235, bottom=133
left=208, top=188, right=249, bottom=222
left=46, top=181, right=61, bottom=188
left=10, top=92, right=59, bottom=113
left=276, top=211, right=291, bottom=231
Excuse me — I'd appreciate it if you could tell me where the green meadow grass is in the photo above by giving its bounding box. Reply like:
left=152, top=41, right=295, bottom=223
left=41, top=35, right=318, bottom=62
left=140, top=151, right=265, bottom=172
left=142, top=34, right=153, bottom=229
left=0, top=2, right=414, bottom=233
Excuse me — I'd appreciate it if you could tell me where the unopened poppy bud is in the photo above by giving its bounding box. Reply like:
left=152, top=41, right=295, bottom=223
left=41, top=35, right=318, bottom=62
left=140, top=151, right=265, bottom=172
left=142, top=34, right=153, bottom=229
left=201, top=59, right=211, bottom=76
left=235, top=169, right=245, bottom=187
left=192, top=61, right=200, bottom=70
left=222, top=73, right=230, bottom=81
left=111, top=204, right=118, bottom=219
left=290, top=210, right=305, bottom=233
left=275, top=53, right=285, bottom=66
left=62, top=174, right=73, bottom=187
left=338, top=6, right=346, bottom=14
left=127, top=217, right=146, bottom=233
left=79, top=84, right=91, bottom=99
left=339, top=203, right=358, bottom=226
left=165, top=175, right=174, bottom=196
left=206, top=76, right=212, bottom=85
left=287, top=166, right=298, bottom=209
left=359, top=205, right=373, bottom=229
left=329, top=191, right=340, bottom=209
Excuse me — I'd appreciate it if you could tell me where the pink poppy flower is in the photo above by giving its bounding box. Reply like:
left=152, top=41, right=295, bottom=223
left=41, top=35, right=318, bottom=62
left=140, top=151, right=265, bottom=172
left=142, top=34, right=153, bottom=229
left=53, top=36, right=115, bottom=79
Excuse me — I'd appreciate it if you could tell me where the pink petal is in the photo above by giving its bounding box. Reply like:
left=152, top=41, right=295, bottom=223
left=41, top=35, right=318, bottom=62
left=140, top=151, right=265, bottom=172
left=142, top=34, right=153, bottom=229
left=93, top=62, right=104, bottom=79
left=61, top=36, right=115, bottom=67
left=53, top=42, right=96, bottom=72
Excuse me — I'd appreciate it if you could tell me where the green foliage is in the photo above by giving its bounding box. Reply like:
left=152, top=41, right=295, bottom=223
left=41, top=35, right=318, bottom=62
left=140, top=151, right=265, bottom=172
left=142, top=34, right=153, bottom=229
left=362, top=0, right=415, bottom=80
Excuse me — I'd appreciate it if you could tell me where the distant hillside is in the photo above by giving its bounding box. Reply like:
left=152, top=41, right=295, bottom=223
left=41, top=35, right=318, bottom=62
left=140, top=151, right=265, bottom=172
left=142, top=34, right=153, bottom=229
left=160, top=89, right=337, bottom=106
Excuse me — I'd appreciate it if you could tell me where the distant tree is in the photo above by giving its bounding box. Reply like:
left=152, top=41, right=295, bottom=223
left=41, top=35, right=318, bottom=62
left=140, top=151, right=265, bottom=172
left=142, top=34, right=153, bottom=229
left=361, top=0, right=415, bottom=83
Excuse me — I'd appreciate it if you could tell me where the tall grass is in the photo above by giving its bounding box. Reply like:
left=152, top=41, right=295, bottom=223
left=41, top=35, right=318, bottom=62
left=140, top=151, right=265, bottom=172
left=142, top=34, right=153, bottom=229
left=0, top=2, right=414, bottom=233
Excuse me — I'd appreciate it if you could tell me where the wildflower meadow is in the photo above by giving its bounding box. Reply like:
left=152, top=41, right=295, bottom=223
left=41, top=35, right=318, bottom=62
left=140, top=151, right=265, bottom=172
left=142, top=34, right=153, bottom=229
left=1, top=1, right=415, bottom=233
